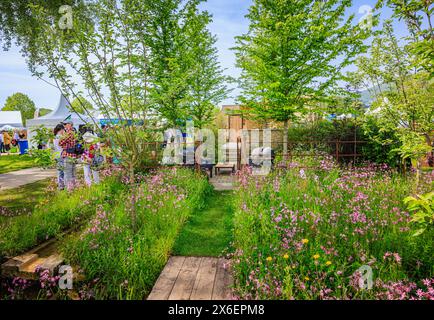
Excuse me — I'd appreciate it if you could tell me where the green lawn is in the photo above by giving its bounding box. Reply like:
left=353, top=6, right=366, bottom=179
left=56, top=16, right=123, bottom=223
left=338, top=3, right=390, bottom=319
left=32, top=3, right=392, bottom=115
left=0, top=178, right=53, bottom=220
left=173, top=191, right=234, bottom=257
left=0, top=154, right=36, bottom=174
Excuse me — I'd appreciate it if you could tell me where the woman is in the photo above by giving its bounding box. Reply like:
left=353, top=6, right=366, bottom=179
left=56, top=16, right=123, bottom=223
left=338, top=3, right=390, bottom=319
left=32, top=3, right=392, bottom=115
left=3, top=131, right=12, bottom=154
left=58, top=120, right=78, bottom=190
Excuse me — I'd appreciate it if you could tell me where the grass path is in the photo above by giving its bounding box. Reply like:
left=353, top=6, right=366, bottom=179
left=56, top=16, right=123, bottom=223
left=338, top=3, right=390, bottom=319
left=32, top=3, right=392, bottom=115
left=173, top=191, right=234, bottom=257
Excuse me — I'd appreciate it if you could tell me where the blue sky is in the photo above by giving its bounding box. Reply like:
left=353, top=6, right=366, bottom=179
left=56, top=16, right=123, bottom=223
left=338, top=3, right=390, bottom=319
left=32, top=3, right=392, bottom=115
left=0, top=0, right=400, bottom=110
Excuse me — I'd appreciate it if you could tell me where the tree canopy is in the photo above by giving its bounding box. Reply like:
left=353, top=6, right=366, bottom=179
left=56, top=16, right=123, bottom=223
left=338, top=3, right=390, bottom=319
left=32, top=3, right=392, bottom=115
left=2, top=92, right=36, bottom=125
left=234, top=0, right=374, bottom=154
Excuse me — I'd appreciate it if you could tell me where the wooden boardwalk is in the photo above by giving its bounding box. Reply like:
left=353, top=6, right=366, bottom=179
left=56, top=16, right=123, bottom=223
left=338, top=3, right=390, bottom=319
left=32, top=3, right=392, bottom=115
left=147, top=257, right=233, bottom=300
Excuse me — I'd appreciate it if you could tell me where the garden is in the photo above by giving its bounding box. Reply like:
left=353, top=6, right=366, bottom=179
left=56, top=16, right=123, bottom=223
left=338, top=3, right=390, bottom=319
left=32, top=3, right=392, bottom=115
left=0, top=0, right=433, bottom=303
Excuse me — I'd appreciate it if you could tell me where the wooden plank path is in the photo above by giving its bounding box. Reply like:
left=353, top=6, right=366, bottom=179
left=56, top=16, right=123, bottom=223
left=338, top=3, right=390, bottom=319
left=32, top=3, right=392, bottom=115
left=147, top=257, right=233, bottom=300
left=1, top=238, right=64, bottom=279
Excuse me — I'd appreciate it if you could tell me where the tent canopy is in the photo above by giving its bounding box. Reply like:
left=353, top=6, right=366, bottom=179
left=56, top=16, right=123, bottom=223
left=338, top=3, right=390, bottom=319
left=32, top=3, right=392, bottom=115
left=27, top=95, right=92, bottom=127
left=27, top=95, right=94, bottom=147
left=0, top=111, right=23, bottom=128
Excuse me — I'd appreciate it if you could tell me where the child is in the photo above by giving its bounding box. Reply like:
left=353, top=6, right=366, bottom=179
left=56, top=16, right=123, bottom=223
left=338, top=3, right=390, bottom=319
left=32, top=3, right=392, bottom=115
left=82, top=131, right=102, bottom=186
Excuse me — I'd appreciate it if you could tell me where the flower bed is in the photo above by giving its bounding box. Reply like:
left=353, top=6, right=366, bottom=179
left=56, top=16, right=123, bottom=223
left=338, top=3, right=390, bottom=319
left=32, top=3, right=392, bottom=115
left=231, top=159, right=434, bottom=300
left=61, top=167, right=211, bottom=299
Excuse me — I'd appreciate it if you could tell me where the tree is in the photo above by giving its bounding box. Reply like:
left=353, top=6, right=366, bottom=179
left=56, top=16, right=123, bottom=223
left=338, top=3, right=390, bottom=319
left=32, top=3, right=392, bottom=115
left=0, top=1, right=93, bottom=51
left=14, top=0, right=225, bottom=228
left=376, top=0, right=434, bottom=77
left=38, top=108, right=52, bottom=117
left=349, top=20, right=434, bottom=171
left=2, top=92, right=36, bottom=125
left=146, top=0, right=229, bottom=129
left=185, top=9, right=231, bottom=128
left=233, top=0, right=373, bottom=156
left=71, top=95, right=94, bottom=115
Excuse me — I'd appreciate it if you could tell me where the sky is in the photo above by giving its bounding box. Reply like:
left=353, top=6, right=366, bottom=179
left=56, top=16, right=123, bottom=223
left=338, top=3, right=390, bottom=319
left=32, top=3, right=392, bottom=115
left=0, top=0, right=401, bottom=110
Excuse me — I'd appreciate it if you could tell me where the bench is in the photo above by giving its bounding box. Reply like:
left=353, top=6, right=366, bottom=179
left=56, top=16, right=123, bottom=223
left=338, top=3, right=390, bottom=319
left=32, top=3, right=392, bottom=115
left=214, top=163, right=236, bottom=176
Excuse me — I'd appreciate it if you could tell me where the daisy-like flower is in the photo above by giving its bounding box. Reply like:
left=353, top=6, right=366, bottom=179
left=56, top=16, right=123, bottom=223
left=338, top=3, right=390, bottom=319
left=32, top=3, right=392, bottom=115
left=313, top=254, right=320, bottom=260
left=302, top=239, right=309, bottom=244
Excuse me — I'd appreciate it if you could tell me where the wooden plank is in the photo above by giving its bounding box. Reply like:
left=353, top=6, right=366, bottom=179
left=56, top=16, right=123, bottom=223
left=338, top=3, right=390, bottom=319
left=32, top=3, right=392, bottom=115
left=168, top=257, right=202, bottom=300
left=190, top=257, right=218, bottom=300
left=212, top=258, right=233, bottom=300
left=19, top=257, right=46, bottom=274
left=1, top=253, right=38, bottom=275
left=147, top=256, right=186, bottom=300
left=39, top=254, right=64, bottom=273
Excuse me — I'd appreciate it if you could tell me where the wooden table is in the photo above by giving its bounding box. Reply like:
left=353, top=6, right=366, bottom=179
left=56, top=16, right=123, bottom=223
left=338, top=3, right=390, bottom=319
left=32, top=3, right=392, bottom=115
left=214, top=163, right=236, bottom=176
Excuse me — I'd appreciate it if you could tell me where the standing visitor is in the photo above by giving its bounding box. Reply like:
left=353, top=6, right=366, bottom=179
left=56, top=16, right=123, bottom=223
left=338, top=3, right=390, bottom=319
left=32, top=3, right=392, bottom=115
left=0, top=131, right=4, bottom=154
left=59, top=119, right=78, bottom=189
left=3, top=131, right=11, bottom=155
left=13, top=130, right=20, bottom=153
left=81, top=131, right=102, bottom=186
left=53, top=124, right=65, bottom=190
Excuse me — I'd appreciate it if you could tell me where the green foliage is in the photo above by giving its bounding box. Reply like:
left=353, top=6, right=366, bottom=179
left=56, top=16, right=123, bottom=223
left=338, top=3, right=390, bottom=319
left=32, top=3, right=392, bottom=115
left=38, top=108, right=52, bottom=117
left=377, top=0, right=434, bottom=76
left=404, top=191, right=434, bottom=237
left=349, top=20, right=434, bottom=166
left=234, top=0, right=373, bottom=124
left=28, top=148, right=56, bottom=168
left=148, top=0, right=230, bottom=128
left=2, top=92, right=36, bottom=125
left=16, top=0, right=228, bottom=177
left=392, top=131, right=432, bottom=167
left=71, top=95, right=94, bottom=115
left=32, top=125, right=54, bottom=146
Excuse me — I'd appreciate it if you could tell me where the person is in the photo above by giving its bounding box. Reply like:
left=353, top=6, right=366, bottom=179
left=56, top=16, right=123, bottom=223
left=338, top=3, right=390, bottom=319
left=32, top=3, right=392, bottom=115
left=81, top=131, right=102, bottom=186
left=0, top=131, right=4, bottom=154
left=58, top=119, right=78, bottom=189
left=3, top=131, right=11, bottom=155
left=53, top=124, right=65, bottom=190
left=13, top=130, right=20, bottom=153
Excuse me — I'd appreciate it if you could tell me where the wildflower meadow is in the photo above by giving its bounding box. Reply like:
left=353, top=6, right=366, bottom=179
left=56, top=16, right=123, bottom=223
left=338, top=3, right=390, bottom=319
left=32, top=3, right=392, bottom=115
left=231, top=157, right=434, bottom=300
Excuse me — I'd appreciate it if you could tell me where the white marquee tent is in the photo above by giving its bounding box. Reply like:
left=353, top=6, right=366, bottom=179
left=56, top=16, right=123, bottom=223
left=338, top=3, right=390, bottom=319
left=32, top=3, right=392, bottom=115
left=0, top=111, right=23, bottom=129
left=27, top=95, right=93, bottom=147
